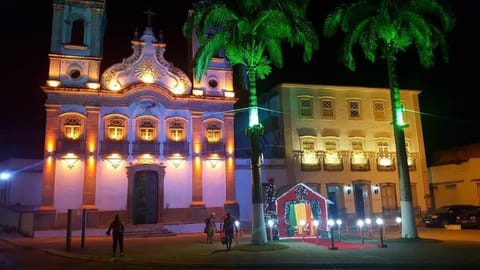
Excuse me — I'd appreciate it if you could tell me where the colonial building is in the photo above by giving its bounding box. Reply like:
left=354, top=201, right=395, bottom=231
left=36, top=0, right=238, bottom=230
left=248, top=83, right=431, bottom=225
left=428, top=144, right=480, bottom=208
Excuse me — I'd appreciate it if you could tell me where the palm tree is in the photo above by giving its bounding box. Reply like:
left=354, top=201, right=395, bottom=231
left=184, top=0, right=318, bottom=245
left=323, top=0, right=455, bottom=238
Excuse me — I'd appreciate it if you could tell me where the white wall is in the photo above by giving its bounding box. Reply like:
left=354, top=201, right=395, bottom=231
left=96, top=160, right=128, bottom=210
left=54, top=160, right=84, bottom=212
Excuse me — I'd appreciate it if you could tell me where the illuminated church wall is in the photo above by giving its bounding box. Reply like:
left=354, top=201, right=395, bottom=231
left=163, top=162, right=192, bottom=208
left=54, top=161, right=84, bottom=212
left=202, top=161, right=227, bottom=207
left=95, top=163, right=128, bottom=211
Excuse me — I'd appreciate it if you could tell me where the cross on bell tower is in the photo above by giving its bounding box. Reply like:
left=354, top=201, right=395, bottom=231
left=143, top=7, right=156, bottom=27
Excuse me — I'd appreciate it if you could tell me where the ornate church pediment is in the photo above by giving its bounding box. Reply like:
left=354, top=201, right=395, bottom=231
left=101, top=27, right=192, bottom=95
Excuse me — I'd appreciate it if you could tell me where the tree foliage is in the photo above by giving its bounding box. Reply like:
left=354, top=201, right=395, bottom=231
left=183, top=0, right=319, bottom=83
left=323, top=0, right=455, bottom=71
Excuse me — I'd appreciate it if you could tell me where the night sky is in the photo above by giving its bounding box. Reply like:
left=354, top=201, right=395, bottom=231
left=0, top=1, right=477, bottom=164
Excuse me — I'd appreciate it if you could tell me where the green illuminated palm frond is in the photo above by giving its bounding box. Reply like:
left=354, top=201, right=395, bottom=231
left=323, top=0, right=455, bottom=71
left=184, top=0, right=319, bottom=83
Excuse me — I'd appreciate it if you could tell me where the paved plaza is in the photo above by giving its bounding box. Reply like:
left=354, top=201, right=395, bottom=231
left=1, top=226, right=480, bottom=269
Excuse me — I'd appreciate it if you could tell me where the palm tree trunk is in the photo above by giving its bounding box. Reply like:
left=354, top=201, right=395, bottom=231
left=246, top=66, right=268, bottom=245
left=386, top=50, right=419, bottom=239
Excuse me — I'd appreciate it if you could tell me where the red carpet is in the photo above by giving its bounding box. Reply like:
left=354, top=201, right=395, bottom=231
left=289, top=236, right=376, bottom=250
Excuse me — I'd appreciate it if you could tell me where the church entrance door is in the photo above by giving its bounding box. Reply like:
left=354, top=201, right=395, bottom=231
left=132, top=170, right=158, bottom=224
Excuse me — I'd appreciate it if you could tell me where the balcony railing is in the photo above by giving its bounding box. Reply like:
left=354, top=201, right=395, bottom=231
left=163, top=141, right=189, bottom=156
left=131, top=141, right=160, bottom=155
left=202, top=142, right=226, bottom=157
left=300, top=162, right=321, bottom=171
left=100, top=140, right=129, bottom=156
left=56, top=138, right=86, bottom=155
left=377, top=158, right=396, bottom=171
left=350, top=158, right=371, bottom=171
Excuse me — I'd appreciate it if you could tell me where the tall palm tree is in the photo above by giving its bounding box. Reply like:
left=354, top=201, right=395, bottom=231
left=323, top=0, right=455, bottom=238
left=184, top=0, right=318, bottom=245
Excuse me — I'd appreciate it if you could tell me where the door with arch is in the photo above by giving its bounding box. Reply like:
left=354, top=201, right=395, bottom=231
left=133, top=170, right=158, bottom=224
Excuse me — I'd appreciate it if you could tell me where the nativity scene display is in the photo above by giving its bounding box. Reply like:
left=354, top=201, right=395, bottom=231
left=276, top=183, right=328, bottom=237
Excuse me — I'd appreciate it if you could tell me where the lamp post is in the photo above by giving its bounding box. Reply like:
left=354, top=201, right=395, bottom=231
left=336, top=219, right=342, bottom=242
left=376, top=218, right=387, bottom=248
left=235, top=220, right=240, bottom=245
left=327, top=219, right=337, bottom=250
left=299, top=219, right=306, bottom=241
left=357, top=219, right=365, bottom=245
left=365, top=218, right=372, bottom=239
left=396, top=217, right=402, bottom=234
left=313, top=220, right=319, bottom=245
left=0, top=171, right=11, bottom=208
left=268, top=219, right=274, bottom=241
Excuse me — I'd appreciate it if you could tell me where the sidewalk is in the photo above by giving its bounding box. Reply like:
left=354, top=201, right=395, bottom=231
left=2, top=227, right=480, bottom=269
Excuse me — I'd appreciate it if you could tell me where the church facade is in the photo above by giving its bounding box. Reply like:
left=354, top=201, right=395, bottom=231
left=36, top=0, right=238, bottom=229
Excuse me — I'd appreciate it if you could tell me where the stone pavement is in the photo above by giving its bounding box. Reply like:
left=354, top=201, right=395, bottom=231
left=2, top=227, right=480, bottom=269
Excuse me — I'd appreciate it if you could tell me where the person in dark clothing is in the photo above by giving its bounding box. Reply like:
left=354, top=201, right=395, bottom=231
left=222, top=212, right=238, bottom=251
left=205, top=212, right=217, bottom=244
left=106, top=214, right=125, bottom=257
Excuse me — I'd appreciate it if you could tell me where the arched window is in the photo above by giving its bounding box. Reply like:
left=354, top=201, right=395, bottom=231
left=138, top=119, right=156, bottom=141
left=71, top=19, right=85, bottom=45
left=168, top=119, right=186, bottom=142
left=63, top=116, right=82, bottom=140
left=205, top=122, right=222, bottom=143
left=106, top=118, right=125, bottom=140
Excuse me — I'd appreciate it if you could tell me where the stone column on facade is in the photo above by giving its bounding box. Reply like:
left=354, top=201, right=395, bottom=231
left=82, top=107, right=99, bottom=212
left=223, top=112, right=238, bottom=216
left=37, top=105, right=60, bottom=229
left=190, top=111, right=206, bottom=221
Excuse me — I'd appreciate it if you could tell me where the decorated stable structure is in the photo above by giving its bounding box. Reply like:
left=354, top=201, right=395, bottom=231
left=276, top=183, right=329, bottom=237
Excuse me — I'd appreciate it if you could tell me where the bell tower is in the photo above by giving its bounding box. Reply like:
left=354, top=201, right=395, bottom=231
left=47, top=0, right=106, bottom=89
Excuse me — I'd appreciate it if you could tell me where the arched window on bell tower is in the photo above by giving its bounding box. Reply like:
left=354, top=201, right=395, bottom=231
left=71, top=19, right=85, bottom=45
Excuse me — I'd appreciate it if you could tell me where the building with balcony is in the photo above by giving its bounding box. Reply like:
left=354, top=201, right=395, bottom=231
left=236, top=83, right=430, bottom=225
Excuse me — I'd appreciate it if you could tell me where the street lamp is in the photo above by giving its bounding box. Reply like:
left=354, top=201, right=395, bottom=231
left=299, top=219, right=306, bottom=241
left=376, top=218, right=387, bottom=248
left=396, top=216, right=402, bottom=233
left=357, top=219, right=365, bottom=245
left=235, top=220, right=240, bottom=244
left=365, top=218, right=373, bottom=239
left=0, top=171, right=11, bottom=208
left=327, top=219, right=337, bottom=250
left=336, top=219, right=342, bottom=241
left=313, top=220, right=319, bottom=245
left=268, top=219, right=274, bottom=241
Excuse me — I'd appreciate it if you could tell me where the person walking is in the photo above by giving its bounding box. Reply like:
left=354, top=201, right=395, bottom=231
left=205, top=212, right=217, bottom=244
left=106, top=214, right=125, bottom=257
left=222, top=211, right=238, bottom=251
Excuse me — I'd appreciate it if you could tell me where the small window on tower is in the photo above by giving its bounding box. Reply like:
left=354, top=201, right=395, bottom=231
left=71, top=19, right=85, bottom=45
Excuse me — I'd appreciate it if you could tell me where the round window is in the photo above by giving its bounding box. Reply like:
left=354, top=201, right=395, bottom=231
left=208, top=79, right=218, bottom=88
left=69, top=69, right=81, bottom=79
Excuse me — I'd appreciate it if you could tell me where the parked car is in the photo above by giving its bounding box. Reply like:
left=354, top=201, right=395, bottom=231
left=456, top=206, right=480, bottom=229
left=422, top=204, right=476, bottom=227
